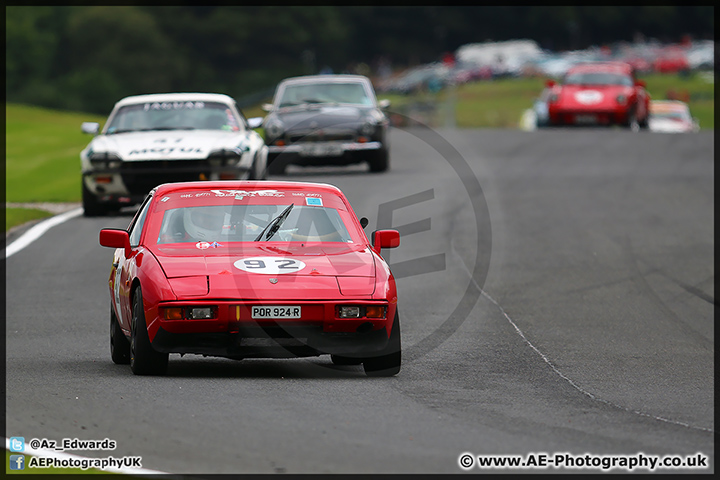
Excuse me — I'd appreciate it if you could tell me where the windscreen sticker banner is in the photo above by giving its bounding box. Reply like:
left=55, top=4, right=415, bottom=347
left=143, top=101, right=206, bottom=111
left=211, top=189, right=285, bottom=198
left=233, top=257, right=306, bottom=274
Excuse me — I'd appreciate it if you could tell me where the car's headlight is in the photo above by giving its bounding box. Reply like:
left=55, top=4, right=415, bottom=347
left=89, top=152, right=122, bottom=166
left=360, top=121, right=376, bottom=136
left=616, top=94, right=627, bottom=105
left=208, top=148, right=244, bottom=165
left=265, top=118, right=284, bottom=140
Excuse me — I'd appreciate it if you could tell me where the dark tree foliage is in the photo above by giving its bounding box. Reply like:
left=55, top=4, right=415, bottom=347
left=6, top=6, right=713, bottom=114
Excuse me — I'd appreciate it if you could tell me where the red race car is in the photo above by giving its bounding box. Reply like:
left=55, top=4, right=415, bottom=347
left=545, top=61, right=650, bottom=130
left=99, top=181, right=401, bottom=376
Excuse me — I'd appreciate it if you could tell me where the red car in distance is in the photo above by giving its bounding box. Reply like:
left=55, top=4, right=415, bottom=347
left=99, top=181, right=401, bottom=376
left=545, top=62, right=650, bottom=130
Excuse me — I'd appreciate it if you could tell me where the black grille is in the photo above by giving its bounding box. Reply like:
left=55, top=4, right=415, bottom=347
left=120, top=160, right=211, bottom=195
left=288, top=132, right=355, bottom=143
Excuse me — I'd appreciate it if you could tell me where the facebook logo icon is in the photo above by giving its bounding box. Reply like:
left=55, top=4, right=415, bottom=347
left=9, top=455, right=25, bottom=470
left=9, top=437, right=24, bottom=452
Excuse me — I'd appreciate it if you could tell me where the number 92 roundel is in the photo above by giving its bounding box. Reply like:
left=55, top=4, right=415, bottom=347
left=234, top=257, right=305, bottom=274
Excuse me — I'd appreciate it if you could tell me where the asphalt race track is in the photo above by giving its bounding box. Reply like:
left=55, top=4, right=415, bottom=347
left=5, top=126, right=713, bottom=475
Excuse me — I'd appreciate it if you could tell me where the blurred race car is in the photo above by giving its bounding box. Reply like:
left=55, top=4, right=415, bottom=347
left=648, top=100, right=700, bottom=133
left=545, top=62, right=650, bottom=130
left=261, top=74, right=391, bottom=174
left=99, top=180, right=401, bottom=376
left=81, top=93, right=268, bottom=217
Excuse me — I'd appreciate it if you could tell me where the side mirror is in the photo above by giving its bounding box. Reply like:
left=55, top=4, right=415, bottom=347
left=82, top=122, right=99, bottom=135
left=545, top=80, right=556, bottom=88
left=635, top=80, right=646, bottom=88
left=261, top=103, right=274, bottom=112
left=378, top=99, right=391, bottom=109
left=371, top=229, right=400, bottom=254
left=247, top=117, right=263, bottom=129
left=99, top=228, right=131, bottom=257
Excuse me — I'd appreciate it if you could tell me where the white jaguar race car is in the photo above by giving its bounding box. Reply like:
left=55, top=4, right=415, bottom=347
left=80, top=93, right=268, bottom=216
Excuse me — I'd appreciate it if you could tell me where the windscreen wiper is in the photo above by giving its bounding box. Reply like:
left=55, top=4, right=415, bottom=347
left=254, top=204, right=294, bottom=241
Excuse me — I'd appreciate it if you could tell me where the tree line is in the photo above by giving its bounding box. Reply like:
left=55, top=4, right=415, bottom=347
left=6, top=6, right=714, bottom=114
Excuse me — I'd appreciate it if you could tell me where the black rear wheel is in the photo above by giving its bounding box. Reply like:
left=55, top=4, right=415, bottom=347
left=130, top=287, right=169, bottom=375
left=363, top=311, right=401, bottom=377
left=110, top=303, right=130, bottom=365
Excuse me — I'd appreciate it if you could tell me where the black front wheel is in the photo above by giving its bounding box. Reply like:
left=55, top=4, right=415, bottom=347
left=363, top=311, right=401, bottom=377
left=82, top=180, right=105, bottom=217
left=267, top=153, right=287, bottom=175
left=367, top=148, right=389, bottom=173
left=130, top=287, right=169, bottom=375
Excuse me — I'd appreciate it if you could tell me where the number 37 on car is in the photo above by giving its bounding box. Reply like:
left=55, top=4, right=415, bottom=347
left=98, top=180, right=402, bottom=376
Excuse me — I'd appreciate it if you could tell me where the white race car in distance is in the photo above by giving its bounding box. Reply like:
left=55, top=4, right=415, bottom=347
left=80, top=93, right=268, bottom=216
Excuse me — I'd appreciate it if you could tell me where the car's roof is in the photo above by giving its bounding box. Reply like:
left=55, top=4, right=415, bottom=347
left=278, top=74, right=371, bottom=85
left=114, top=93, right=236, bottom=107
left=153, top=180, right=345, bottom=197
left=567, top=61, right=633, bottom=74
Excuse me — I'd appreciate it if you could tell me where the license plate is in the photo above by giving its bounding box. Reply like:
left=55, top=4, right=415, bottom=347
left=300, top=143, right=343, bottom=157
left=251, top=306, right=301, bottom=319
left=575, top=114, right=597, bottom=124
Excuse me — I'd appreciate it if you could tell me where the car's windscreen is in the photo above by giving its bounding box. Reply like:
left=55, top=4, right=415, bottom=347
left=105, top=101, right=242, bottom=134
left=564, top=72, right=634, bottom=86
left=278, top=82, right=372, bottom=107
left=651, top=110, right=689, bottom=121
left=157, top=204, right=353, bottom=244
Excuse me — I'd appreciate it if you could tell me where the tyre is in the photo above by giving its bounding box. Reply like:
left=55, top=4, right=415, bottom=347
left=363, top=311, right=401, bottom=377
left=267, top=153, right=287, bottom=175
left=110, top=303, right=131, bottom=364
left=331, top=354, right=363, bottom=366
left=367, top=148, right=389, bottom=173
left=626, top=108, right=640, bottom=132
left=130, top=287, right=168, bottom=375
left=82, top=180, right=105, bottom=217
left=248, top=153, right=267, bottom=180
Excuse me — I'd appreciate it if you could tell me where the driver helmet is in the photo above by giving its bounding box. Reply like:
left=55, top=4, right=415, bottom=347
left=183, top=206, right=226, bottom=240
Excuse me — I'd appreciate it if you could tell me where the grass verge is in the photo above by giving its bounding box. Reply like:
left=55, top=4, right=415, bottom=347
left=5, top=207, right=54, bottom=232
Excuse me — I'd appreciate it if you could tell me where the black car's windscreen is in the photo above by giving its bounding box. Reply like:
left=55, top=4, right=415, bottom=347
left=157, top=204, right=353, bottom=244
left=106, top=101, right=241, bottom=133
left=278, top=83, right=372, bottom=107
left=563, top=72, right=634, bottom=86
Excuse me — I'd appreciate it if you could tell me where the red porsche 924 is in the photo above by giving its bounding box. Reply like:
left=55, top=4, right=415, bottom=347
left=99, top=181, right=401, bottom=376
left=545, top=61, right=651, bottom=130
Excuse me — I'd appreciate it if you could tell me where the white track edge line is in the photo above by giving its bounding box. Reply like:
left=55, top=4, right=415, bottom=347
left=4, top=208, right=83, bottom=259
